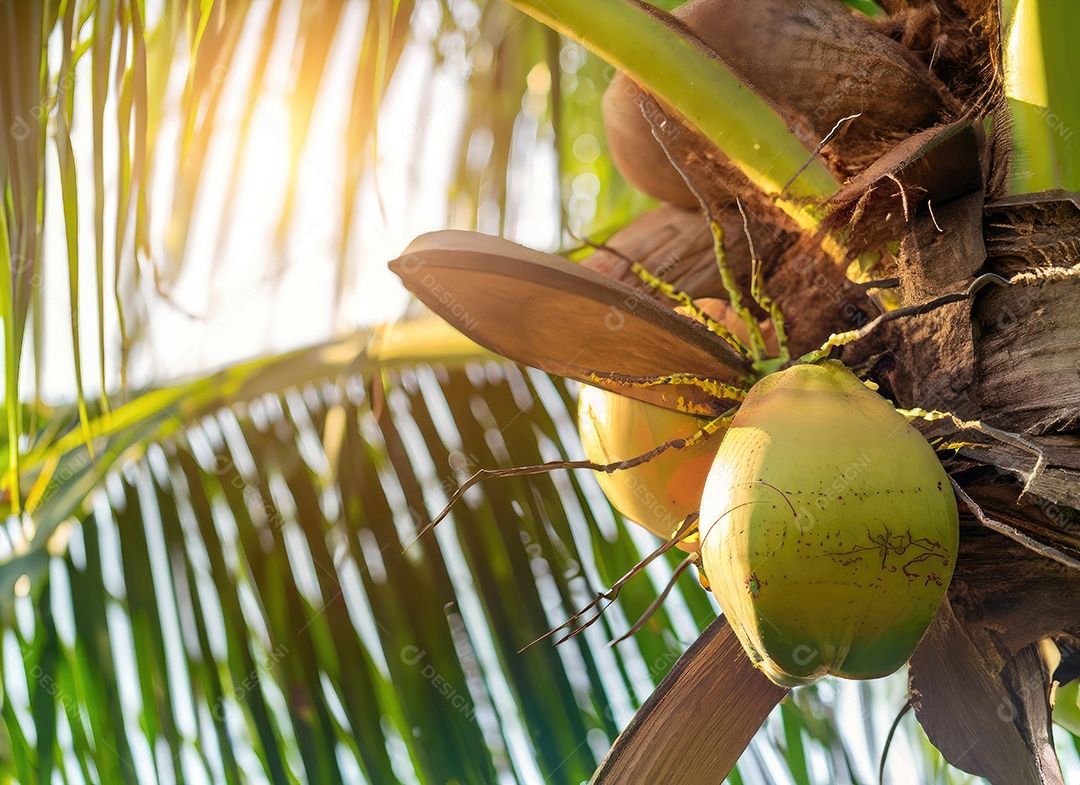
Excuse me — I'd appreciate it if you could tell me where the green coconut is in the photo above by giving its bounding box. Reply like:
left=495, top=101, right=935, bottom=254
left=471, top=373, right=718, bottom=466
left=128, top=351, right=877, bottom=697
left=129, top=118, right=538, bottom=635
left=698, top=361, right=959, bottom=686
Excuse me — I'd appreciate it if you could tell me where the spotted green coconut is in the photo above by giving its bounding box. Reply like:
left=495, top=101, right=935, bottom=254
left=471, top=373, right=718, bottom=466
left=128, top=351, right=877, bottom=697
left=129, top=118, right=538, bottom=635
left=698, top=360, right=959, bottom=686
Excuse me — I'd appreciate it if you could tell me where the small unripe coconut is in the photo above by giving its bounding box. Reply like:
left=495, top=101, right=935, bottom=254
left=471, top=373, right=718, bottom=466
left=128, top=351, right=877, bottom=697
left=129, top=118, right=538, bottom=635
left=578, top=387, right=723, bottom=550
left=699, top=361, right=958, bottom=686
left=576, top=299, right=766, bottom=549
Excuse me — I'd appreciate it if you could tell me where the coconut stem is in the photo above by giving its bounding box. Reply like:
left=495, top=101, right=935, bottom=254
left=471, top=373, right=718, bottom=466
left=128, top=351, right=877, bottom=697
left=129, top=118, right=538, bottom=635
left=949, top=479, right=1080, bottom=571
left=737, top=198, right=791, bottom=373
left=800, top=272, right=1011, bottom=364
left=709, top=220, right=770, bottom=363
left=568, top=231, right=754, bottom=358
left=906, top=408, right=1048, bottom=495
left=519, top=514, right=701, bottom=652
left=405, top=407, right=738, bottom=551
left=878, top=699, right=914, bottom=785
left=608, top=557, right=693, bottom=647
left=631, top=262, right=751, bottom=357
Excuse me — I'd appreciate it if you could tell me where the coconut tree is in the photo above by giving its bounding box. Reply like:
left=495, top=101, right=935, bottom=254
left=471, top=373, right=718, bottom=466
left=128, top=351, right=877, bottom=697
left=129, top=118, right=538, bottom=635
left=0, top=0, right=1077, bottom=784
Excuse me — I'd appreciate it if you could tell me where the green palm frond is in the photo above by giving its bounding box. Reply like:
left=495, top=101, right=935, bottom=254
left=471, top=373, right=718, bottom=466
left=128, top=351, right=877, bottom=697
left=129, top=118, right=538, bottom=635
left=1004, top=0, right=1080, bottom=192
left=3, top=344, right=986, bottom=784
left=504, top=0, right=839, bottom=222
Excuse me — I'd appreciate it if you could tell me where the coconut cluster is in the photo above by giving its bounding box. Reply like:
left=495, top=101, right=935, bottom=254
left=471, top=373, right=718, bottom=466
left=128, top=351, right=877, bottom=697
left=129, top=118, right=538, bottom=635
left=580, top=360, right=958, bottom=686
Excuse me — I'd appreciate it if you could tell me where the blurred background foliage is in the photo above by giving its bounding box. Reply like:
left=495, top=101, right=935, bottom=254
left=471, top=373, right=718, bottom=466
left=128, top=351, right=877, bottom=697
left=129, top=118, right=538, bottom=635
left=0, top=0, right=1078, bottom=783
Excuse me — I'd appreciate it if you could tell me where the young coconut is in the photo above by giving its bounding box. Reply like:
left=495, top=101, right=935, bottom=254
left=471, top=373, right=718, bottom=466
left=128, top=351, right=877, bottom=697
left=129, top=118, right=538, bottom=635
left=577, top=299, right=775, bottom=550
left=698, top=360, right=958, bottom=687
left=578, top=388, right=721, bottom=550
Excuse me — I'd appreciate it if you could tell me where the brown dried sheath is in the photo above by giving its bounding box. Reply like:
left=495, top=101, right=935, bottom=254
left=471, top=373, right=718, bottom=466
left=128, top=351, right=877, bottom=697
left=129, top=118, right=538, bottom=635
left=590, top=614, right=788, bottom=784
left=389, top=230, right=753, bottom=417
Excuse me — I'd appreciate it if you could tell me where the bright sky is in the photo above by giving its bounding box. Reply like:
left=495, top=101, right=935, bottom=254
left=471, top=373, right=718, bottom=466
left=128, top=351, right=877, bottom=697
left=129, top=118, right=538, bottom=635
left=33, top=0, right=562, bottom=403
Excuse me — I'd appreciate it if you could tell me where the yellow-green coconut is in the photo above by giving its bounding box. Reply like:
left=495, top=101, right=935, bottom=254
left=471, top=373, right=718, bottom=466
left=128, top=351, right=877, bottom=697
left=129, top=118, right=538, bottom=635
left=578, top=386, right=723, bottom=550
left=699, top=361, right=958, bottom=686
